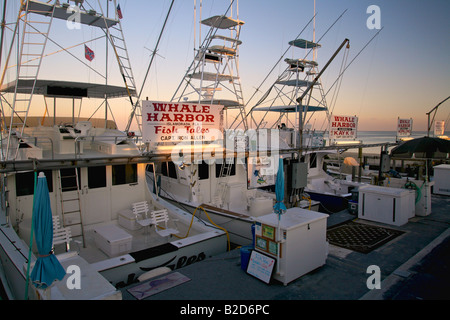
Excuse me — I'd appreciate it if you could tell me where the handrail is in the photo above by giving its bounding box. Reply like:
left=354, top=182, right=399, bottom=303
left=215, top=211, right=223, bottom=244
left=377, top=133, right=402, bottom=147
left=17, top=135, right=54, bottom=160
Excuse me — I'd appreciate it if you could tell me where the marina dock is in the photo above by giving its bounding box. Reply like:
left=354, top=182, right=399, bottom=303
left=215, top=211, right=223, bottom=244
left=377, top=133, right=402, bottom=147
left=120, top=193, right=450, bottom=302
left=1, top=1, right=449, bottom=307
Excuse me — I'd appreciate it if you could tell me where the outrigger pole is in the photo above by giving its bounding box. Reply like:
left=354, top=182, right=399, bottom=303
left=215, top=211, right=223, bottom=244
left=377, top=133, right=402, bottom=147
left=426, top=95, right=450, bottom=137
left=125, top=0, right=175, bottom=133
left=296, top=38, right=350, bottom=150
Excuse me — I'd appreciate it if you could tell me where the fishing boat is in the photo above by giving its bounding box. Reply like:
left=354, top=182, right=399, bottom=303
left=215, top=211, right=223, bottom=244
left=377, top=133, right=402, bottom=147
left=143, top=1, right=392, bottom=249
left=143, top=1, right=269, bottom=246
left=142, top=1, right=335, bottom=246
left=0, top=0, right=227, bottom=300
left=245, top=32, right=357, bottom=213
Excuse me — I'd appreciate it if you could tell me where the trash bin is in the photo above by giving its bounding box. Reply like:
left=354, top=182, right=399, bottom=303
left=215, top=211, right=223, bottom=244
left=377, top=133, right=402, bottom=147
left=240, top=245, right=253, bottom=271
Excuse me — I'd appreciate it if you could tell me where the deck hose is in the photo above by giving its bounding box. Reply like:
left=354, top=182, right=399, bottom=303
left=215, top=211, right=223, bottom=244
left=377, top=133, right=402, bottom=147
left=403, top=181, right=422, bottom=204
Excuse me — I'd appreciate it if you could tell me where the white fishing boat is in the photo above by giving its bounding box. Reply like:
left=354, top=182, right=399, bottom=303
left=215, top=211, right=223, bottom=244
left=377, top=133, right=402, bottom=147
left=142, top=1, right=332, bottom=247
left=0, top=0, right=227, bottom=300
left=143, top=1, right=270, bottom=246
left=246, top=32, right=356, bottom=213
left=143, top=1, right=391, bottom=249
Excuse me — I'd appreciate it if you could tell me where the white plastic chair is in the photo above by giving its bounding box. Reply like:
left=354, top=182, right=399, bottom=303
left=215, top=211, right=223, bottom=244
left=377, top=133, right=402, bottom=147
left=132, top=201, right=149, bottom=219
left=150, top=209, right=179, bottom=237
left=52, top=216, right=72, bottom=252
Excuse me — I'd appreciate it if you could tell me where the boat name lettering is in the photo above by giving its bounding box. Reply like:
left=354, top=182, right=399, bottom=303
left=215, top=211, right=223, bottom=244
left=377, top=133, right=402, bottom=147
left=173, top=252, right=206, bottom=269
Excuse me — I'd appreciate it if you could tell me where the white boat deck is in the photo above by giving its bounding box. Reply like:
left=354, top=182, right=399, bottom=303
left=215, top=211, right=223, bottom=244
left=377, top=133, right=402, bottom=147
left=60, top=219, right=197, bottom=265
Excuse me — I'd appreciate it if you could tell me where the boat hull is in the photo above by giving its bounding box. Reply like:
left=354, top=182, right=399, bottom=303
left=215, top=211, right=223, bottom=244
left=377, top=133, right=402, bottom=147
left=306, top=191, right=351, bottom=213
left=0, top=221, right=226, bottom=299
left=99, top=231, right=226, bottom=286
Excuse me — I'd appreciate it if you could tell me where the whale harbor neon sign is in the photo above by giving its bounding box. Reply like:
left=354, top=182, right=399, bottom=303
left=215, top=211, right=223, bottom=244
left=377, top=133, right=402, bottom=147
left=142, top=101, right=224, bottom=143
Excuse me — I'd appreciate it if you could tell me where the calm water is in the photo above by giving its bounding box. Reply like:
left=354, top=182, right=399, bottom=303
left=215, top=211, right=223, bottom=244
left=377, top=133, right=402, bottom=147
left=327, top=131, right=449, bottom=154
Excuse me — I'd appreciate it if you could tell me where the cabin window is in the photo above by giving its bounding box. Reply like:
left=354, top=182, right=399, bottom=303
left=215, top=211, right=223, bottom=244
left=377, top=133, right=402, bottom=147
left=60, top=168, right=81, bottom=192
left=215, top=158, right=236, bottom=178
left=112, top=164, right=137, bottom=185
left=309, top=153, right=317, bottom=169
left=88, top=166, right=106, bottom=189
left=198, top=161, right=209, bottom=180
left=16, top=170, right=53, bottom=196
left=161, top=161, right=177, bottom=179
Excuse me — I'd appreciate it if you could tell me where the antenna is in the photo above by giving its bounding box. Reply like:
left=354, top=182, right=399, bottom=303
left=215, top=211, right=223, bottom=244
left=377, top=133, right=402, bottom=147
left=313, top=0, right=316, bottom=61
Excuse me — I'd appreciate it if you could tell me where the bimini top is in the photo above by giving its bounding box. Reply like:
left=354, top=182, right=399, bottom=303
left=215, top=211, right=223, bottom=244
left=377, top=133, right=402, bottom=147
left=289, top=39, right=321, bottom=49
left=252, top=105, right=327, bottom=113
left=27, top=0, right=119, bottom=28
left=201, top=15, right=244, bottom=29
left=275, top=79, right=316, bottom=87
left=1, top=79, right=135, bottom=99
left=185, top=99, right=240, bottom=108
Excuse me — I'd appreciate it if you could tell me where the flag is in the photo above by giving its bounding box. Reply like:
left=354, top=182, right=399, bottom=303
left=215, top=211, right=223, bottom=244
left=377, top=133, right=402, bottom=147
left=84, top=44, right=95, bottom=61
left=117, top=4, right=123, bottom=19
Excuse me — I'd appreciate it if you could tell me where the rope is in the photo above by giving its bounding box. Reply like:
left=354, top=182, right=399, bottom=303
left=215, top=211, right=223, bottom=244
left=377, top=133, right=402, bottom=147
left=24, top=170, right=37, bottom=300
left=173, top=205, right=231, bottom=252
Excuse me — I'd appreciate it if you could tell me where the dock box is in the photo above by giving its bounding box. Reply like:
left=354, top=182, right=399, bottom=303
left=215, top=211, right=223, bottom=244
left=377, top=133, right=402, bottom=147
left=433, top=164, right=450, bottom=196
left=254, top=208, right=329, bottom=285
left=93, top=225, right=132, bottom=257
left=118, top=209, right=142, bottom=231
left=358, top=185, right=415, bottom=226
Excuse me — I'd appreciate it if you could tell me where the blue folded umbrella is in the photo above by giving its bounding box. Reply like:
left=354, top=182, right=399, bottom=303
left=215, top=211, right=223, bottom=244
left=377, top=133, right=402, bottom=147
left=273, top=158, right=286, bottom=215
left=30, top=172, right=66, bottom=289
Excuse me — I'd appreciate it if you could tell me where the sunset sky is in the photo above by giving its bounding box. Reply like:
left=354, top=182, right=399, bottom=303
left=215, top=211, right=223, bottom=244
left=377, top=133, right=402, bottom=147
left=1, top=0, right=449, bottom=132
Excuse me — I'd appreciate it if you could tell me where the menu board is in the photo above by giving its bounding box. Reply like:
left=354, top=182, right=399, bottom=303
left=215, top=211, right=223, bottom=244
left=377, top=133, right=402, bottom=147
left=246, top=250, right=276, bottom=284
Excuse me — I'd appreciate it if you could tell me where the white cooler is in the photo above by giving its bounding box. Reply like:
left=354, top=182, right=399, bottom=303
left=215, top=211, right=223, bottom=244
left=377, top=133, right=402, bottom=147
left=358, top=185, right=415, bottom=226
left=118, top=209, right=142, bottom=231
left=254, top=208, right=329, bottom=285
left=433, top=164, right=450, bottom=196
left=93, top=225, right=132, bottom=257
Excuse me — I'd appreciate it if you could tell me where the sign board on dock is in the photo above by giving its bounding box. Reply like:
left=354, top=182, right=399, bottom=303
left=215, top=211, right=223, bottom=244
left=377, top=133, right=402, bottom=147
left=434, top=120, right=445, bottom=136
left=397, top=118, right=413, bottom=137
left=142, top=100, right=223, bottom=143
left=246, top=250, right=276, bottom=284
left=329, top=115, right=358, bottom=140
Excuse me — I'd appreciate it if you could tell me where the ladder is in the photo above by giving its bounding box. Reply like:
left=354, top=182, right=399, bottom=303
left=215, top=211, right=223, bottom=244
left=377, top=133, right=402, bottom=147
left=97, top=0, right=139, bottom=133
left=4, top=1, right=56, bottom=160
left=57, top=168, right=85, bottom=247
left=171, top=11, right=248, bottom=130
left=213, top=158, right=234, bottom=206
